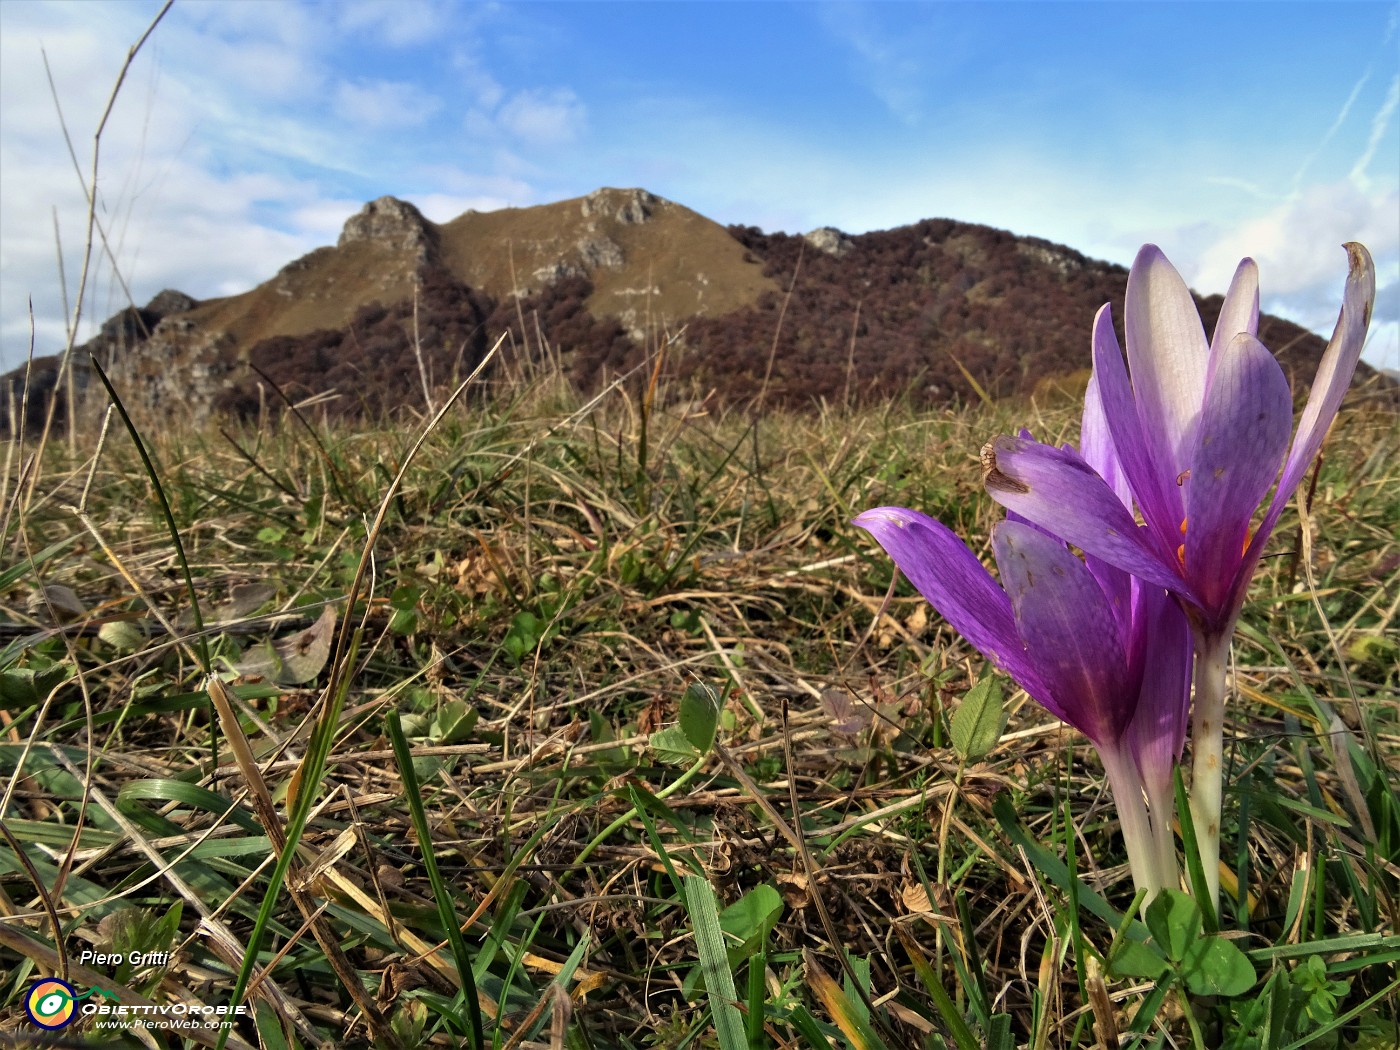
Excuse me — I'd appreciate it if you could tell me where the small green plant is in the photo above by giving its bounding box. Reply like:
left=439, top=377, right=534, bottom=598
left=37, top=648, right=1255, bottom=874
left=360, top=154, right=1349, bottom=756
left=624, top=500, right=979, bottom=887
left=96, top=902, right=183, bottom=997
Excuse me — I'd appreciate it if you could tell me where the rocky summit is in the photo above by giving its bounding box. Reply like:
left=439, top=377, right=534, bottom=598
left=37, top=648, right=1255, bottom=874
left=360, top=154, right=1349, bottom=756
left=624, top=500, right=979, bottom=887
left=3, top=187, right=1369, bottom=431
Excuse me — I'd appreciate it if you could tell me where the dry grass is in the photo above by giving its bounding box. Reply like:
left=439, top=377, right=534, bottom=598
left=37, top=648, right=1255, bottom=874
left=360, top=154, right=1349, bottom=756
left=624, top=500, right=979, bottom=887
left=1, top=372, right=1397, bottom=1049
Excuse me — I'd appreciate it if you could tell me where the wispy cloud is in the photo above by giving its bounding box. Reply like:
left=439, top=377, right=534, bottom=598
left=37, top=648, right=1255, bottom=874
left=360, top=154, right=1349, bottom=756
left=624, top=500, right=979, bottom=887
left=0, top=1, right=575, bottom=367
left=494, top=88, right=587, bottom=145
left=334, top=78, right=442, bottom=129
left=1202, top=176, right=1289, bottom=202
left=1291, top=70, right=1369, bottom=193
left=1349, top=74, right=1400, bottom=187
left=334, top=0, right=454, bottom=48
left=812, top=3, right=931, bottom=125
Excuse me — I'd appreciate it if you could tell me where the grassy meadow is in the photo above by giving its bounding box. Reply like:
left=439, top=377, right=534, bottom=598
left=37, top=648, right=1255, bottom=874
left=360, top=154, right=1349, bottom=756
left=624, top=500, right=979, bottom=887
left=1, top=365, right=1398, bottom=1049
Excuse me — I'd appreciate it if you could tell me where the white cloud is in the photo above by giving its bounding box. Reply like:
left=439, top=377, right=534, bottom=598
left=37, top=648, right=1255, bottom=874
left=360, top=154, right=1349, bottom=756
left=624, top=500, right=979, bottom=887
left=0, top=3, right=333, bottom=367
left=1201, top=176, right=1288, bottom=202
left=414, top=192, right=517, bottom=222
left=335, top=0, right=456, bottom=49
left=813, top=4, right=937, bottom=125
left=494, top=87, right=586, bottom=145
left=1184, top=182, right=1399, bottom=371
left=1292, top=70, right=1369, bottom=192
left=1190, top=182, right=1398, bottom=298
left=166, top=3, right=327, bottom=102
left=0, top=2, right=577, bottom=370
left=286, top=198, right=362, bottom=243
left=334, top=78, right=441, bottom=128
left=1350, top=74, right=1400, bottom=187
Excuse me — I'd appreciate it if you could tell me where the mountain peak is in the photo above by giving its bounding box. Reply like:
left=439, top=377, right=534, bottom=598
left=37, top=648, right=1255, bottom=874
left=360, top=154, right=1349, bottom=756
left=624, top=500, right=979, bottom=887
left=338, top=196, right=437, bottom=262
left=579, top=187, right=661, bottom=225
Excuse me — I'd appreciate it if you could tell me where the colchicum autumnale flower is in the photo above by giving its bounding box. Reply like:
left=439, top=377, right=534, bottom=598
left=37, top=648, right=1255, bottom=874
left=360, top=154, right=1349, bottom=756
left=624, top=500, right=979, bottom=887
left=980, top=243, right=1376, bottom=907
left=855, top=382, right=1193, bottom=899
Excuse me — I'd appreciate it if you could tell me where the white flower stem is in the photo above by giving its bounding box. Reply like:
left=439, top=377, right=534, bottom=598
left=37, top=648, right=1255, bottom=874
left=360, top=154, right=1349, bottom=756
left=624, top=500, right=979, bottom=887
left=1100, top=747, right=1164, bottom=903
left=1142, top=771, right=1181, bottom=894
left=1188, top=631, right=1231, bottom=910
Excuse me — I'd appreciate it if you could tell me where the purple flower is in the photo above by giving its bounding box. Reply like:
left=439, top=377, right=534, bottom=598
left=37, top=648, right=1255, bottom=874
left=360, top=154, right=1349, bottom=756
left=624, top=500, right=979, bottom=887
left=854, top=485, right=1191, bottom=896
left=978, top=242, right=1376, bottom=907
left=979, top=242, right=1375, bottom=640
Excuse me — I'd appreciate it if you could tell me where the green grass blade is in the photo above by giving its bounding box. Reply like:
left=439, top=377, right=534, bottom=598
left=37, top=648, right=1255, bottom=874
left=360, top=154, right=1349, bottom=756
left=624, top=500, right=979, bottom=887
left=992, top=794, right=1141, bottom=935
left=896, top=926, right=980, bottom=1050
left=386, top=708, right=484, bottom=1050
left=746, top=947, right=769, bottom=1048
left=683, top=873, right=747, bottom=1050
left=1173, top=766, right=1217, bottom=932
left=87, top=354, right=210, bottom=675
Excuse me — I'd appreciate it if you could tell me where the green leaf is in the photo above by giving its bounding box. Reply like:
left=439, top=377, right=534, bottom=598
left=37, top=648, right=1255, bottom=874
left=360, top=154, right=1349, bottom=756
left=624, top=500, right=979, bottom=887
left=98, top=620, right=147, bottom=653
left=649, top=725, right=700, bottom=766
left=718, top=883, right=783, bottom=965
left=679, top=681, right=722, bottom=754
left=1145, top=888, right=1201, bottom=964
left=433, top=699, right=478, bottom=745
left=1107, top=936, right=1170, bottom=980
left=1181, top=935, right=1256, bottom=997
left=949, top=675, right=1005, bottom=761
left=117, top=779, right=262, bottom=834
left=0, top=664, right=71, bottom=708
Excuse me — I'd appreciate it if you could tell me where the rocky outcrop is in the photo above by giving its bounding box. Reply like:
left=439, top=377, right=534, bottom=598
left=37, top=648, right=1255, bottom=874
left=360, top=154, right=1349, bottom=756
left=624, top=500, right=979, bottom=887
left=803, top=227, right=854, bottom=258
left=88, top=289, right=200, bottom=352
left=145, top=289, right=198, bottom=317
left=576, top=235, right=625, bottom=271
left=533, top=261, right=584, bottom=286
left=338, top=196, right=439, bottom=264
left=1017, top=239, right=1086, bottom=277
left=1, top=289, right=203, bottom=434
left=580, top=187, right=658, bottom=225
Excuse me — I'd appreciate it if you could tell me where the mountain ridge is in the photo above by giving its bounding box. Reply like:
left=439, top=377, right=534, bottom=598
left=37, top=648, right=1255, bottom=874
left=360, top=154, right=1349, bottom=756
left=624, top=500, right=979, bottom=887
left=3, top=187, right=1379, bottom=430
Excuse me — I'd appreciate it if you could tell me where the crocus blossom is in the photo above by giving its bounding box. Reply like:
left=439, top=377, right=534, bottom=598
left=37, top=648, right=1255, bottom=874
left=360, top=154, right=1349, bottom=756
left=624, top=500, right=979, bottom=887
left=853, top=496, right=1191, bottom=899
left=979, top=243, right=1376, bottom=907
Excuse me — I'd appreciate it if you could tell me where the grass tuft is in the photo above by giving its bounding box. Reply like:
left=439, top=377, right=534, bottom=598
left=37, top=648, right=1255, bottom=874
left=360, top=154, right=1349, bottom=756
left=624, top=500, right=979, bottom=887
left=2, top=370, right=1397, bottom=1048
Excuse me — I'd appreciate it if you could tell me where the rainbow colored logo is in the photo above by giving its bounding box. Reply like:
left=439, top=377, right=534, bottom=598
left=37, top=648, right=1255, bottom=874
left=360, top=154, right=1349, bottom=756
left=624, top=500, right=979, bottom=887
left=24, top=979, right=77, bottom=1030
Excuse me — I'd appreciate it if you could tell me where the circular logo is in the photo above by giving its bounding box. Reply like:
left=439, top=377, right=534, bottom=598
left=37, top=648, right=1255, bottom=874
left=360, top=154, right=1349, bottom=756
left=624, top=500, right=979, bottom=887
left=25, top=979, right=77, bottom=1030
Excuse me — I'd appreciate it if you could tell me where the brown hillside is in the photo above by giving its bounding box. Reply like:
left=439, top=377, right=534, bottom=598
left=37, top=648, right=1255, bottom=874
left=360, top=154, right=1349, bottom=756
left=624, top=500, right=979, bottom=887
left=180, top=197, right=435, bottom=350
left=675, top=223, right=1361, bottom=410
left=5, top=187, right=1387, bottom=431
left=436, top=187, right=777, bottom=334
left=191, top=188, right=775, bottom=353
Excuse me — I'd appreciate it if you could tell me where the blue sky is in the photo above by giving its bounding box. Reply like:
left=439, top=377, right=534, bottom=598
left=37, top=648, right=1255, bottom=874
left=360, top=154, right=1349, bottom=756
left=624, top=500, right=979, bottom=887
left=2, top=0, right=1396, bottom=373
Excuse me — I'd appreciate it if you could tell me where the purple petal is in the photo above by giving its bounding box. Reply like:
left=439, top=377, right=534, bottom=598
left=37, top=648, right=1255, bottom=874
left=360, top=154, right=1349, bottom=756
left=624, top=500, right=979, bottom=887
left=1207, top=258, right=1260, bottom=391
left=1091, top=303, right=1184, bottom=556
left=1184, top=332, right=1292, bottom=617
left=991, top=520, right=1131, bottom=745
left=1125, top=245, right=1210, bottom=480
left=1077, top=373, right=1135, bottom=629
left=982, top=435, right=1193, bottom=599
left=1081, top=363, right=1132, bottom=510
left=1123, top=586, right=1192, bottom=797
left=852, top=507, right=1050, bottom=699
left=1256, top=243, right=1376, bottom=542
